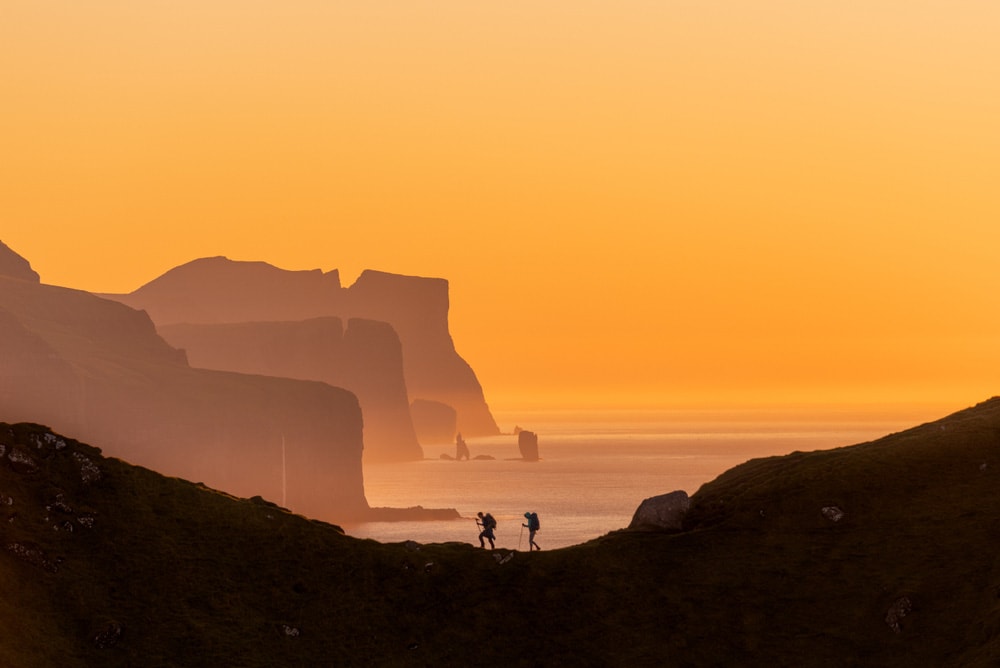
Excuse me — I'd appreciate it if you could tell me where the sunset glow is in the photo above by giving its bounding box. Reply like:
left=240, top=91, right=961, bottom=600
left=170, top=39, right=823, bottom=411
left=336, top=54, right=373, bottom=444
left=4, top=2, right=998, bottom=413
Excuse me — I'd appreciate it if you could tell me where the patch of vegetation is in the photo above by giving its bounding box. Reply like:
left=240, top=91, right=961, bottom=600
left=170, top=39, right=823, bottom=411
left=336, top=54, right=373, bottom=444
left=4, top=398, right=1000, bottom=666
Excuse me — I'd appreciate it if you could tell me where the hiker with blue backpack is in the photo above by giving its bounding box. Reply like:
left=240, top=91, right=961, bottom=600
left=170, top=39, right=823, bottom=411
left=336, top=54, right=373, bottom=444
left=523, top=511, right=541, bottom=551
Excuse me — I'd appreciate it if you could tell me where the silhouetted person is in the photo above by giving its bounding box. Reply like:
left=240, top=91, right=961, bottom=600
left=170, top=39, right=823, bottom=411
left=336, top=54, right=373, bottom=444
left=477, top=511, right=496, bottom=549
left=523, top=512, right=540, bottom=551
left=456, top=432, right=470, bottom=461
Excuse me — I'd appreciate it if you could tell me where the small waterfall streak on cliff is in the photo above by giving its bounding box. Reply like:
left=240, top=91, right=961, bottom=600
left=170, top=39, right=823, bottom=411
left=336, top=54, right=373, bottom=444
left=282, top=433, right=287, bottom=508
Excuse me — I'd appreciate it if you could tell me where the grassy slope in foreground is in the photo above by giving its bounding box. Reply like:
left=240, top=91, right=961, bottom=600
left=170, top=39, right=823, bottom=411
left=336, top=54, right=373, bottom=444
left=4, top=398, right=1000, bottom=666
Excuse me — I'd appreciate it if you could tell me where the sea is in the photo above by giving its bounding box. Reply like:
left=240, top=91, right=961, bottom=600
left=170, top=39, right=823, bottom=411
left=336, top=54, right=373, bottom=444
left=342, top=408, right=938, bottom=551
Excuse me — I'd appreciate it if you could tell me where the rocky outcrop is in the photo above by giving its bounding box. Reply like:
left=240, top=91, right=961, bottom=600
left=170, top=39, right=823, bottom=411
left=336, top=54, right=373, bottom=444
left=0, top=248, right=369, bottom=522
left=518, top=430, right=540, bottom=461
left=0, top=241, right=40, bottom=283
left=628, top=491, right=691, bottom=531
left=102, top=258, right=500, bottom=440
left=158, top=317, right=422, bottom=462
left=341, top=270, right=499, bottom=439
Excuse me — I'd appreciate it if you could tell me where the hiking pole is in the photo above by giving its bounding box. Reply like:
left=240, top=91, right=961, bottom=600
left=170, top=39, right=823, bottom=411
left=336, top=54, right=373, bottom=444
left=518, top=523, right=524, bottom=551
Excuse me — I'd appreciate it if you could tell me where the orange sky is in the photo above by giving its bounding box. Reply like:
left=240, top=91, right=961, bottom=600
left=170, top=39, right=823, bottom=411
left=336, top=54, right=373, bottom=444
left=3, top=2, right=998, bottom=414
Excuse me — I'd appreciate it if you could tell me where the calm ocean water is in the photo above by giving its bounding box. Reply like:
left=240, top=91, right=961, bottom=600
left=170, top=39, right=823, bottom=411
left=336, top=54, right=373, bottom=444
left=342, top=412, right=923, bottom=550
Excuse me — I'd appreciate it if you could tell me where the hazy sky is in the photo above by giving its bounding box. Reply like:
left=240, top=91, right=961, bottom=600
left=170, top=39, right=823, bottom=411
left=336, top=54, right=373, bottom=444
left=3, top=2, right=998, bottom=412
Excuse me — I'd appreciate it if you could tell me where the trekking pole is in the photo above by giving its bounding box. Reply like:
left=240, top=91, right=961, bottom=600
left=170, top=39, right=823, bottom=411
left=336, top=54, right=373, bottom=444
left=518, top=524, right=524, bottom=551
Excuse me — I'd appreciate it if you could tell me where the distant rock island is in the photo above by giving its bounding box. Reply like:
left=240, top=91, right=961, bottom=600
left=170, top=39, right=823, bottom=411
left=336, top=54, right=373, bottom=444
left=102, top=257, right=500, bottom=459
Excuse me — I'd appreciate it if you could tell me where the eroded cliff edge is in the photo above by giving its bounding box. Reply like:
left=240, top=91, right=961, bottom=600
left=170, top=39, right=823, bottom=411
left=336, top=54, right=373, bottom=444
left=105, top=257, right=500, bottom=444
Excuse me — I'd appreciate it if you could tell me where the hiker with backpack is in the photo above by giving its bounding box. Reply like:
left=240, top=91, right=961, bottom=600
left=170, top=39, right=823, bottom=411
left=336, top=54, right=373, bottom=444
left=476, top=511, right=497, bottom=549
left=523, top=511, right=541, bottom=551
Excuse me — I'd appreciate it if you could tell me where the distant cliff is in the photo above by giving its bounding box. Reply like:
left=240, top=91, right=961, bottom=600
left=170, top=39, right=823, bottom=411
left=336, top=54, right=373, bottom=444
left=0, top=242, right=368, bottom=521
left=105, top=257, right=500, bottom=442
left=158, top=317, right=423, bottom=462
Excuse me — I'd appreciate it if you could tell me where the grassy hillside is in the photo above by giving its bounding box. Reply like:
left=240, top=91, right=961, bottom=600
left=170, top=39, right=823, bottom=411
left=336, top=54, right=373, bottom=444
left=4, top=399, right=1000, bottom=666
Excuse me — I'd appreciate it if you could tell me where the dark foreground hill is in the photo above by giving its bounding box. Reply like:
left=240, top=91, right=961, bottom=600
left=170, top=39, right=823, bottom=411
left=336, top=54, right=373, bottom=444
left=5, top=399, right=1000, bottom=666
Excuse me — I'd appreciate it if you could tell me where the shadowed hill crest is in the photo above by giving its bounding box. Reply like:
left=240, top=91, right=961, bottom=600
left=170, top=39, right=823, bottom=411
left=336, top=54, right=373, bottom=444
left=5, top=398, right=1000, bottom=665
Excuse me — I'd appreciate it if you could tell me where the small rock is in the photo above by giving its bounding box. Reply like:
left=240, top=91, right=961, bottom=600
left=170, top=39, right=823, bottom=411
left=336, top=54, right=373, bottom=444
left=7, top=448, right=39, bottom=474
left=47, top=497, right=74, bottom=514
left=33, top=433, right=66, bottom=451
left=821, top=506, right=845, bottom=522
left=628, top=491, right=690, bottom=531
left=5, top=541, right=58, bottom=572
left=885, top=596, right=912, bottom=633
left=92, top=621, right=123, bottom=649
left=72, top=452, right=101, bottom=483
left=282, top=625, right=300, bottom=637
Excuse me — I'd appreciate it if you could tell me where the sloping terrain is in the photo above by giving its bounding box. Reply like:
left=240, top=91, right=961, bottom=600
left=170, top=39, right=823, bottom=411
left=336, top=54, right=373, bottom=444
left=4, top=399, right=1000, bottom=666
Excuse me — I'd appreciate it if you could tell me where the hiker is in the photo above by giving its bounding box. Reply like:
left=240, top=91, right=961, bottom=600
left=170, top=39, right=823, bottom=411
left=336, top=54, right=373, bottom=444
left=455, top=432, right=470, bottom=461
left=523, top=511, right=540, bottom=551
left=476, top=511, right=497, bottom=549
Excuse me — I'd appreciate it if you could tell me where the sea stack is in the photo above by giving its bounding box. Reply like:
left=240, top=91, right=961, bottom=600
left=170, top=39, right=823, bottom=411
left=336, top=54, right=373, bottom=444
left=518, top=430, right=539, bottom=461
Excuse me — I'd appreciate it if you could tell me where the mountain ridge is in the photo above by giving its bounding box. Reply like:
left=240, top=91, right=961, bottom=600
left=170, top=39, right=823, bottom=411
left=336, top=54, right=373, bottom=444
left=103, top=256, right=500, bottom=440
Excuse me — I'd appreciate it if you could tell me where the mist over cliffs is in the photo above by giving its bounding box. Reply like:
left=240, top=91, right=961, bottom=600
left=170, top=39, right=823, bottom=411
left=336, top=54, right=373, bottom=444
left=0, top=242, right=368, bottom=521
left=159, top=317, right=422, bottom=462
left=104, top=257, right=500, bottom=454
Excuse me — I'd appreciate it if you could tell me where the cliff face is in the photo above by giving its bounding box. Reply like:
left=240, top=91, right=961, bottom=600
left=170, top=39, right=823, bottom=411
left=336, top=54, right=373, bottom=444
left=342, top=270, right=499, bottom=440
left=104, top=257, right=500, bottom=441
left=158, top=317, right=422, bottom=462
left=0, top=243, right=367, bottom=521
left=0, top=242, right=40, bottom=283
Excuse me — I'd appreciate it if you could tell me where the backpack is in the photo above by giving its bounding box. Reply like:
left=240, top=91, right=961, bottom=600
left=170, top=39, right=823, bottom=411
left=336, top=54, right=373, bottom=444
left=529, top=512, right=540, bottom=531
left=484, top=513, right=497, bottom=530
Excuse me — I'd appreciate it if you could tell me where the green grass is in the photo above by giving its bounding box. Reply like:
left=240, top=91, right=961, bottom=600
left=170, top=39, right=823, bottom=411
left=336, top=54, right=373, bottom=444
left=5, top=398, right=1000, bottom=666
